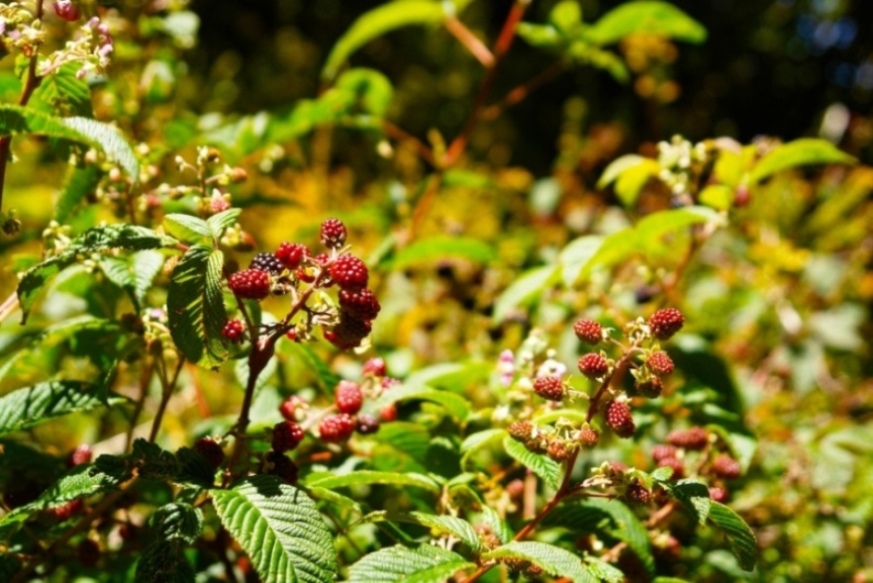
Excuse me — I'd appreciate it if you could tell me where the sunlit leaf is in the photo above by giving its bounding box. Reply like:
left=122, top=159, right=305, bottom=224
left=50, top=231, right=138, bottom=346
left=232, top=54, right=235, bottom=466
left=750, top=138, right=856, bottom=182
left=587, top=1, right=707, bottom=45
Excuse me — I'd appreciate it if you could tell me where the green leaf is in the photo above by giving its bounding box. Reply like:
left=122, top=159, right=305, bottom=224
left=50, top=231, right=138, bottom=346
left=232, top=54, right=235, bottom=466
left=211, top=475, right=338, bottom=583
left=614, top=158, right=660, bottom=207
left=550, top=0, right=582, bottom=35
left=322, top=2, right=448, bottom=80
left=304, top=470, right=440, bottom=493
left=347, top=544, right=475, bottom=583
left=163, top=213, right=213, bottom=245
left=372, top=422, right=431, bottom=472
left=597, top=154, right=649, bottom=188
left=576, top=498, right=653, bottom=575
left=503, top=436, right=560, bottom=489
left=389, top=236, right=496, bottom=270
left=460, top=428, right=506, bottom=465
left=587, top=1, right=707, bottom=45
left=698, top=184, right=734, bottom=211
left=60, top=116, right=140, bottom=180
left=54, top=164, right=101, bottom=223
left=559, top=236, right=605, bottom=287
left=671, top=480, right=711, bottom=525
left=132, top=250, right=166, bottom=308
left=635, top=206, right=724, bottom=250
left=482, top=541, right=595, bottom=583
left=32, top=63, right=92, bottom=117
left=135, top=540, right=195, bottom=583
left=0, top=381, right=126, bottom=435
left=206, top=208, right=242, bottom=240
left=280, top=342, right=342, bottom=391
left=379, top=384, right=471, bottom=421
left=708, top=502, right=757, bottom=571
left=749, top=138, right=856, bottom=182
left=517, top=23, right=562, bottom=49
left=150, top=502, right=203, bottom=544
left=166, top=245, right=228, bottom=368
left=384, top=511, right=481, bottom=551
left=334, top=68, right=394, bottom=118
left=585, top=556, right=625, bottom=582
left=492, top=265, right=559, bottom=322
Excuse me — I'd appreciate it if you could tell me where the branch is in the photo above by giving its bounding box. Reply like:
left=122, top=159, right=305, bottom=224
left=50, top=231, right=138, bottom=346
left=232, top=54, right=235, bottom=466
left=444, top=17, right=494, bottom=67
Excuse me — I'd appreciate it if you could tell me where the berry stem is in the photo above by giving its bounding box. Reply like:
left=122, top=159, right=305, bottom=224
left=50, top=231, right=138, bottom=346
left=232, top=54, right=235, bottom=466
left=586, top=341, right=642, bottom=423
left=148, top=354, right=185, bottom=443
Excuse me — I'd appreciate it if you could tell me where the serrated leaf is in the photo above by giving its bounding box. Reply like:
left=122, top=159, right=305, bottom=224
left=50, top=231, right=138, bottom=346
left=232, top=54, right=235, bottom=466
left=460, top=429, right=506, bottom=455
left=708, top=502, right=757, bottom=571
left=132, top=250, right=165, bottom=307
left=304, top=470, right=440, bottom=493
left=379, top=384, right=471, bottom=421
left=167, top=245, right=228, bottom=368
left=636, top=206, right=724, bottom=250
left=206, top=208, right=242, bottom=239
left=389, top=236, right=496, bottom=270
left=584, top=556, right=625, bottom=583
left=150, top=502, right=203, bottom=544
left=651, top=466, right=675, bottom=481
left=395, top=511, right=481, bottom=551
left=211, top=475, right=338, bottom=583
left=587, top=1, right=707, bottom=45
left=483, top=541, right=595, bottom=583
left=559, top=236, right=605, bottom=287
left=577, top=499, right=653, bottom=575
left=175, top=446, right=218, bottom=488
left=479, top=506, right=513, bottom=544
left=347, top=544, right=475, bottom=583
left=493, top=265, right=559, bottom=322
left=671, top=480, right=711, bottom=525
left=60, top=116, right=140, bottom=180
left=373, top=422, right=431, bottom=472
left=322, top=2, right=447, bottom=80
left=503, top=436, right=560, bottom=489
left=98, top=255, right=138, bottom=307
left=54, top=164, right=101, bottom=223
left=32, top=63, right=92, bottom=117
left=750, top=138, right=856, bottom=182
left=0, top=381, right=126, bottom=435
left=135, top=540, right=195, bottom=583
left=163, top=213, right=213, bottom=245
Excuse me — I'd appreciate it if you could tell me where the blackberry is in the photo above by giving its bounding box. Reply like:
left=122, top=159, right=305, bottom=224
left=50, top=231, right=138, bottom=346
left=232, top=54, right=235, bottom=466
left=507, top=420, right=534, bottom=442
left=279, top=396, right=302, bottom=421
left=604, top=400, right=635, bottom=438
left=193, top=437, right=225, bottom=470
left=362, top=357, right=387, bottom=377
left=546, top=440, right=570, bottom=461
left=335, top=381, right=364, bottom=415
left=319, top=413, right=356, bottom=442
left=648, top=308, right=685, bottom=340
left=651, top=444, right=678, bottom=463
left=49, top=498, right=84, bottom=520
left=578, top=425, right=600, bottom=447
left=379, top=404, right=397, bottom=422
left=228, top=268, right=271, bottom=300
left=249, top=252, right=283, bottom=275
left=320, top=218, right=347, bottom=249
left=329, top=254, right=368, bottom=291
left=635, top=376, right=663, bottom=398
left=711, top=454, right=741, bottom=480
left=533, top=376, right=565, bottom=401
left=573, top=319, right=603, bottom=345
left=266, top=451, right=298, bottom=485
left=666, top=427, right=709, bottom=450
left=324, top=315, right=372, bottom=349
left=339, top=288, right=381, bottom=320
left=276, top=242, right=308, bottom=270
left=625, top=482, right=652, bottom=505
left=356, top=413, right=381, bottom=435
left=67, top=444, right=93, bottom=467
left=656, top=456, right=685, bottom=479
left=222, top=319, right=246, bottom=343
left=709, top=486, right=730, bottom=503
left=578, top=353, right=609, bottom=379
left=54, top=0, right=80, bottom=21
left=272, top=421, right=305, bottom=453
left=647, top=351, right=674, bottom=376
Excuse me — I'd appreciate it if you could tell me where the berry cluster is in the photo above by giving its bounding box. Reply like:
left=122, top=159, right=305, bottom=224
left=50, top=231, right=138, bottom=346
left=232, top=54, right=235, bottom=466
left=222, top=218, right=380, bottom=351
left=649, top=426, right=744, bottom=497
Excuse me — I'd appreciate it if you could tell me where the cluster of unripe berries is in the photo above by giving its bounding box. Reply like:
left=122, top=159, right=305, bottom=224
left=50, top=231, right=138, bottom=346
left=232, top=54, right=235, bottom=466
left=264, top=357, right=399, bottom=483
left=221, top=218, right=380, bottom=350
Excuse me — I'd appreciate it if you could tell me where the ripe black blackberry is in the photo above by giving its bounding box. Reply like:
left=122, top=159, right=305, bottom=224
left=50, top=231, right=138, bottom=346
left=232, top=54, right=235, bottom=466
left=319, top=413, right=356, bottom=442
left=533, top=376, right=565, bottom=401
left=193, top=437, right=225, bottom=470
left=604, top=400, right=635, bottom=438
left=228, top=268, right=271, bottom=300
left=339, top=288, right=381, bottom=320
left=648, top=307, right=685, bottom=340
left=573, top=319, right=603, bottom=345
left=271, top=421, right=305, bottom=453
left=578, top=353, right=609, bottom=379
left=335, top=381, right=364, bottom=415
left=250, top=252, right=284, bottom=275
left=320, top=218, right=347, bottom=249
left=329, top=253, right=368, bottom=291
left=324, top=315, right=372, bottom=349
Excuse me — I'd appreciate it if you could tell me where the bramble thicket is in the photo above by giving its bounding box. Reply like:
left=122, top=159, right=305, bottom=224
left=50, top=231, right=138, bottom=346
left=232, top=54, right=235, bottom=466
left=0, top=1, right=871, bottom=582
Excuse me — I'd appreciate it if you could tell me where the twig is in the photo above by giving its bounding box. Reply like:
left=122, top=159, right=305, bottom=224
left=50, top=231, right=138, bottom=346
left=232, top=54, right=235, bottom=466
left=444, top=17, right=494, bottom=67
left=482, top=61, right=566, bottom=120
left=147, top=355, right=185, bottom=443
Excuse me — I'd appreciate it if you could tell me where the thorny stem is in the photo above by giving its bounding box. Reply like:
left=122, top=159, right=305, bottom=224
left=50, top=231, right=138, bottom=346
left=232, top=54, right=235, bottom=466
left=0, top=0, right=45, bottom=215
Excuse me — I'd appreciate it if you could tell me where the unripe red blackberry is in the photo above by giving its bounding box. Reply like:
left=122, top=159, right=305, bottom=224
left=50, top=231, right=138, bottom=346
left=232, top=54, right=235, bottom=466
left=339, top=288, right=381, bottom=321
left=222, top=319, right=245, bottom=343
left=67, top=444, right=93, bottom=467
left=193, top=437, right=225, bottom=470
left=656, top=456, right=685, bottom=479
left=356, top=413, right=380, bottom=435
left=507, top=420, right=534, bottom=442
left=666, top=427, right=709, bottom=450
left=49, top=498, right=84, bottom=520
left=379, top=404, right=398, bottom=422
left=604, top=400, right=635, bottom=438
left=320, top=218, right=347, bottom=249
left=648, top=308, right=685, bottom=340
left=279, top=396, right=303, bottom=421
left=578, top=425, right=600, bottom=447
left=647, top=351, right=674, bottom=376
left=250, top=252, right=284, bottom=275
left=319, top=413, right=356, bottom=442
left=711, top=454, right=742, bottom=480
left=533, top=375, right=565, bottom=401
left=329, top=254, right=368, bottom=291
left=276, top=242, right=308, bottom=270
left=709, top=486, right=730, bottom=503
left=573, top=319, right=603, bottom=345
left=625, top=481, right=651, bottom=505
left=265, top=451, right=298, bottom=485
left=635, top=376, right=663, bottom=398
left=651, top=444, right=678, bottom=462
left=271, top=421, right=305, bottom=453
left=228, top=268, right=271, bottom=300
left=54, top=0, right=80, bottom=21
left=546, top=439, right=570, bottom=461
left=335, top=380, right=364, bottom=415
left=578, top=353, right=609, bottom=379
left=362, top=357, right=387, bottom=377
